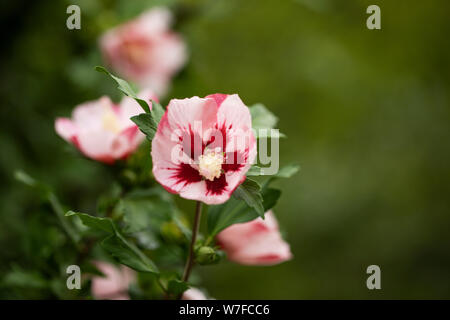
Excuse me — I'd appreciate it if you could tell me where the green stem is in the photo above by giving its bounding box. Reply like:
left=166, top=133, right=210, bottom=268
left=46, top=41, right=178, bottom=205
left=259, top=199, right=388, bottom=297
left=204, top=236, right=213, bottom=247
left=157, top=278, right=169, bottom=299
left=181, top=201, right=203, bottom=283
left=48, top=192, right=79, bottom=248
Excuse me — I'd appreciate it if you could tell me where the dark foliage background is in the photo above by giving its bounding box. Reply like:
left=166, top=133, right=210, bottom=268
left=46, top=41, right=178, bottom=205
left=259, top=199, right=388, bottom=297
left=1, top=0, right=449, bottom=298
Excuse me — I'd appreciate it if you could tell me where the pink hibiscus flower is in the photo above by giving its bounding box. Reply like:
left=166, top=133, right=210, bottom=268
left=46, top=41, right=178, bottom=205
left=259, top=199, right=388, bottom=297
left=182, top=288, right=208, bottom=300
left=100, top=7, right=187, bottom=96
left=216, top=211, right=293, bottom=265
left=55, top=90, right=157, bottom=164
left=91, top=262, right=135, bottom=300
left=151, top=94, right=257, bottom=204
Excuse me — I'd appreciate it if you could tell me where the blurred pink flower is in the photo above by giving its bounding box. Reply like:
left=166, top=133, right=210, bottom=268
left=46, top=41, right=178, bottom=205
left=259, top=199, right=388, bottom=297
left=216, top=211, right=293, bottom=266
left=182, top=288, right=208, bottom=300
left=55, top=90, right=157, bottom=164
left=100, top=7, right=187, bottom=96
left=151, top=94, right=256, bottom=204
left=91, top=262, right=135, bottom=300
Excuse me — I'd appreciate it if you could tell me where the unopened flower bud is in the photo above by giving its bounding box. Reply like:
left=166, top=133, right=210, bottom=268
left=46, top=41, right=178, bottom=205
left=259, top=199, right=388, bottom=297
left=195, top=246, right=217, bottom=265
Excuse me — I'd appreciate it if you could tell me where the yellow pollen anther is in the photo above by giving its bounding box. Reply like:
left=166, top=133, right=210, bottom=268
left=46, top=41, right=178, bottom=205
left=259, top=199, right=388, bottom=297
left=102, top=107, right=121, bottom=134
left=198, top=149, right=224, bottom=181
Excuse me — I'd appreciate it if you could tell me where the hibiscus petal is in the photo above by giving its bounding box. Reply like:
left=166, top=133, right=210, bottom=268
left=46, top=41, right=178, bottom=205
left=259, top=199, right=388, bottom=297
left=151, top=33, right=187, bottom=76
left=91, top=262, right=135, bottom=300
left=119, top=89, right=157, bottom=126
left=72, top=97, right=115, bottom=130
left=55, top=118, right=78, bottom=142
left=170, top=163, right=203, bottom=187
left=232, top=232, right=293, bottom=265
left=166, top=96, right=217, bottom=136
left=76, top=129, right=116, bottom=162
left=110, top=126, right=143, bottom=159
left=205, top=174, right=228, bottom=196
left=137, top=7, right=173, bottom=35
left=216, top=94, right=253, bottom=133
left=222, top=151, right=245, bottom=173
left=206, top=93, right=228, bottom=107
left=152, top=117, right=206, bottom=197
left=180, top=126, right=205, bottom=160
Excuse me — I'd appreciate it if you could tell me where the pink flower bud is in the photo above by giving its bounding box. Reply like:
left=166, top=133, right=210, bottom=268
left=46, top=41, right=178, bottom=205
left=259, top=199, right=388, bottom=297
left=91, top=262, right=135, bottom=300
left=217, top=211, right=293, bottom=265
left=182, top=288, right=208, bottom=300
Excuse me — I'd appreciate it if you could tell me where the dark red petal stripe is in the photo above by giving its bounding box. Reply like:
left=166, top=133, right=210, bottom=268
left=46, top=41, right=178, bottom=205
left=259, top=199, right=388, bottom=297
left=247, top=222, right=271, bottom=235
left=169, top=163, right=202, bottom=187
left=181, top=124, right=205, bottom=160
left=222, top=151, right=246, bottom=173
left=205, top=123, right=228, bottom=151
left=256, top=254, right=283, bottom=263
left=206, top=174, right=228, bottom=196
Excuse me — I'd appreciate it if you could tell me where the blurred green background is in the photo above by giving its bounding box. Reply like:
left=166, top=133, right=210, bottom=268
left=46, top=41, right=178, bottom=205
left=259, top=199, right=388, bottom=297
left=1, top=0, right=449, bottom=299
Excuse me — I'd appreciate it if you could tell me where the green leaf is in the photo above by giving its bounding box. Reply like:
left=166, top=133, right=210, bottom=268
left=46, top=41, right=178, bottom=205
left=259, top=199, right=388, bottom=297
left=249, top=103, right=286, bottom=138
left=95, top=66, right=151, bottom=113
left=274, top=163, right=300, bottom=178
left=14, top=170, right=51, bottom=197
left=120, top=188, right=187, bottom=249
left=260, top=187, right=282, bottom=212
left=255, top=129, right=286, bottom=138
left=66, top=208, right=160, bottom=275
left=65, top=211, right=115, bottom=233
left=207, top=187, right=281, bottom=236
left=246, top=165, right=263, bottom=176
left=80, top=262, right=105, bottom=277
left=15, top=171, right=80, bottom=245
left=130, top=101, right=165, bottom=141
left=101, top=234, right=159, bottom=274
left=2, top=267, right=48, bottom=289
left=151, top=100, right=165, bottom=123
left=247, top=163, right=300, bottom=177
left=249, top=103, right=278, bottom=129
left=233, top=178, right=264, bottom=216
left=263, top=163, right=301, bottom=186
left=15, top=170, right=39, bottom=188
left=121, top=187, right=176, bottom=233
left=131, top=113, right=158, bottom=140
left=167, top=279, right=189, bottom=296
